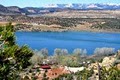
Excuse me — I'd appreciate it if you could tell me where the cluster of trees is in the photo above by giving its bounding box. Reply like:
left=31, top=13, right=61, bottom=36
left=91, top=19, right=120, bottom=30
left=0, top=23, right=33, bottom=79
left=54, top=18, right=100, bottom=27
left=94, top=47, right=115, bottom=56
left=31, top=48, right=88, bottom=67
left=32, top=17, right=86, bottom=27
left=31, top=48, right=48, bottom=64
left=31, top=47, right=116, bottom=66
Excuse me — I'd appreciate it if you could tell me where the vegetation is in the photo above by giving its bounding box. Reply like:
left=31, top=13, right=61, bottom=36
left=11, top=16, right=120, bottom=32
left=31, top=47, right=116, bottom=67
left=94, top=47, right=115, bottom=56
left=25, top=17, right=120, bottom=29
left=0, top=23, right=33, bottom=79
left=91, top=19, right=120, bottom=30
left=53, top=68, right=94, bottom=80
left=100, top=66, right=120, bottom=80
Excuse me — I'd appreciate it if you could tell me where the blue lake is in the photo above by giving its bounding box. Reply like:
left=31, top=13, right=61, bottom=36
left=16, top=31, right=120, bottom=55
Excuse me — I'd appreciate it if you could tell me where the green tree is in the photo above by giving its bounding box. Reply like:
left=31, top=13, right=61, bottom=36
left=40, top=48, right=48, bottom=59
left=101, top=66, right=120, bottom=80
left=75, top=68, right=93, bottom=80
left=0, top=23, right=33, bottom=79
left=73, top=48, right=81, bottom=62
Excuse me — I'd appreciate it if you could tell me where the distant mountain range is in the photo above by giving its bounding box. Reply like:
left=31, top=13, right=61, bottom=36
left=44, top=3, right=120, bottom=9
left=0, top=3, right=120, bottom=15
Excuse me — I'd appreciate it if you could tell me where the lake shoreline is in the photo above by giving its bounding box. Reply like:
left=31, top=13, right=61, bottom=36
left=16, top=29, right=120, bottom=34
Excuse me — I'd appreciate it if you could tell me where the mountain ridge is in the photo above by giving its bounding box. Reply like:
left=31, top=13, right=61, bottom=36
left=44, top=3, right=120, bottom=9
left=0, top=3, right=120, bottom=15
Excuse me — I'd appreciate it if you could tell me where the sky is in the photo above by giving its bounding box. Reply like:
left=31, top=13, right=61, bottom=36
left=0, top=0, right=120, bottom=8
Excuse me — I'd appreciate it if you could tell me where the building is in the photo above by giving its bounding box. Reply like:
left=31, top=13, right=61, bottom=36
left=40, top=64, right=51, bottom=69
left=65, top=66, right=84, bottom=73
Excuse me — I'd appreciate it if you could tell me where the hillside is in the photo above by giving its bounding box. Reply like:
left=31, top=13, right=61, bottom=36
left=41, top=10, right=120, bottom=18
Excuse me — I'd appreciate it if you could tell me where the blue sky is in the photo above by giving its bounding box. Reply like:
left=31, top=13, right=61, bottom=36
left=0, top=0, right=120, bottom=7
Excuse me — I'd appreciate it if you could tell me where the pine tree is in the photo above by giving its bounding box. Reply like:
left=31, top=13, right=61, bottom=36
left=0, top=23, right=33, bottom=79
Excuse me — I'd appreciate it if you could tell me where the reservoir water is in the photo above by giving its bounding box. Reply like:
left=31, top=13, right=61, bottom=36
left=16, top=31, right=120, bottom=55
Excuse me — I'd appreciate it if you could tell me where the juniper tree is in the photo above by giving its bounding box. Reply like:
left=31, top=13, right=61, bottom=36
left=0, top=23, right=33, bottom=79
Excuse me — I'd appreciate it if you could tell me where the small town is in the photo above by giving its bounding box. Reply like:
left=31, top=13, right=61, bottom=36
left=20, top=50, right=120, bottom=80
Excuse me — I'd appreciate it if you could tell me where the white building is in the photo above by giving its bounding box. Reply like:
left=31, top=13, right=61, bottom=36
left=65, top=66, right=84, bottom=73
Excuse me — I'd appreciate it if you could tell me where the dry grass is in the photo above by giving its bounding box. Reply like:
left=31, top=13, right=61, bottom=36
left=0, top=22, right=17, bottom=26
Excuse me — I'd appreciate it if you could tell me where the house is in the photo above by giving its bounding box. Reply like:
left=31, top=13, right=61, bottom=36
left=40, top=64, right=51, bottom=69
